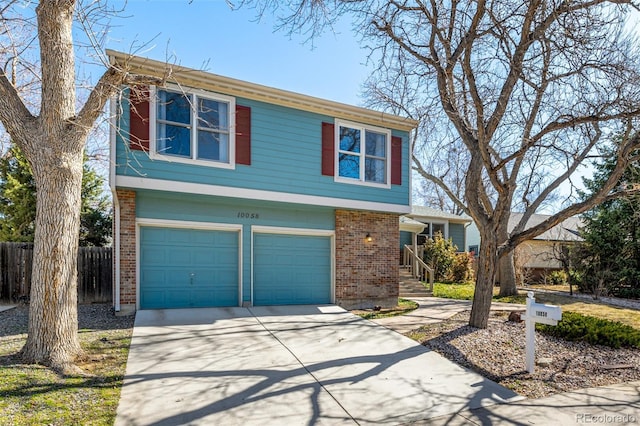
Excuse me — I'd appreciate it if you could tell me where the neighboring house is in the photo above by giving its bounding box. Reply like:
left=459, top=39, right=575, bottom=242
left=108, top=50, right=418, bottom=314
left=509, top=213, right=583, bottom=282
left=468, top=213, right=583, bottom=283
left=400, top=206, right=472, bottom=252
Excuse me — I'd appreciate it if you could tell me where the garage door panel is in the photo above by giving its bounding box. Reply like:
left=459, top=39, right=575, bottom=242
left=192, top=232, right=216, bottom=245
left=165, top=291, right=190, bottom=307
left=142, top=230, right=168, bottom=244
left=216, top=251, right=240, bottom=265
left=193, top=251, right=215, bottom=264
left=253, top=233, right=331, bottom=306
left=141, top=248, right=169, bottom=265
left=141, top=269, right=166, bottom=282
left=140, top=227, right=239, bottom=309
left=156, top=250, right=190, bottom=265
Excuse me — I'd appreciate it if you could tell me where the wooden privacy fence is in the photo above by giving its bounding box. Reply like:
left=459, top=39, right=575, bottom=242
left=0, top=242, right=112, bottom=304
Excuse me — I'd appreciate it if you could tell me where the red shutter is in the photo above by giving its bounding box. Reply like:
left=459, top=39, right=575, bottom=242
left=391, top=136, right=402, bottom=185
left=129, top=86, right=150, bottom=151
left=236, top=105, right=251, bottom=165
left=321, top=122, right=335, bottom=176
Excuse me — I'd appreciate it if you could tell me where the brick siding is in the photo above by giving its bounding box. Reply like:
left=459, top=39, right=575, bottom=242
left=335, top=209, right=399, bottom=309
left=116, top=189, right=136, bottom=311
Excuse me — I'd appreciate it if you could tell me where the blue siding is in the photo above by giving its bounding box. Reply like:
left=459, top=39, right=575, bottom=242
left=135, top=190, right=334, bottom=303
left=449, top=223, right=466, bottom=251
left=400, top=231, right=413, bottom=248
left=116, top=93, right=411, bottom=207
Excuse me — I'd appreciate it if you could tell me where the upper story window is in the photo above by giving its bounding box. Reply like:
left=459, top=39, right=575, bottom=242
left=150, top=86, right=236, bottom=168
left=335, top=120, right=391, bottom=187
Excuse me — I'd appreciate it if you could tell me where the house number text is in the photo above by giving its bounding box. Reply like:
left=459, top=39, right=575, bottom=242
left=237, top=212, right=260, bottom=219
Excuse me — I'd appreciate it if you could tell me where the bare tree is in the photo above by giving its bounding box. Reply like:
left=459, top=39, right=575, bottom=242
left=0, top=1, right=162, bottom=373
left=241, top=0, right=640, bottom=328
left=412, top=126, right=469, bottom=215
left=368, top=1, right=640, bottom=328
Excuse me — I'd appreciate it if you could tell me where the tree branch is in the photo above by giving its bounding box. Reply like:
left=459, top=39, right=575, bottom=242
left=72, top=65, right=165, bottom=141
left=0, top=70, right=36, bottom=148
left=412, top=153, right=470, bottom=216
left=505, top=132, right=640, bottom=252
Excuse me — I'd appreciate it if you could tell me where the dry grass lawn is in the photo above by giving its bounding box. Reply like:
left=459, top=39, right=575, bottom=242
left=435, top=282, right=640, bottom=330
left=0, top=305, right=134, bottom=426
left=531, top=292, right=640, bottom=330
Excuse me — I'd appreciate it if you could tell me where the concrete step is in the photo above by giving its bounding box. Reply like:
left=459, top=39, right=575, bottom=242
left=400, top=282, right=427, bottom=289
left=400, top=293, right=433, bottom=298
left=399, top=267, right=433, bottom=297
left=399, top=280, right=427, bottom=287
left=399, top=282, right=433, bottom=297
left=400, top=291, right=432, bottom=296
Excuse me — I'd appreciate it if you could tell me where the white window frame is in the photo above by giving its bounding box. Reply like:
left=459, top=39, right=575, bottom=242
left=149, top=85, right=236, bottom=169
left=417, top=221, right=449, bottom=241
left=334, top=119, right=391, bottom=188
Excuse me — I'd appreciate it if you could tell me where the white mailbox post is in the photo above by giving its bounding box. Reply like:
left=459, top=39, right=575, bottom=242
left=525, top=291, right=562, bottom=373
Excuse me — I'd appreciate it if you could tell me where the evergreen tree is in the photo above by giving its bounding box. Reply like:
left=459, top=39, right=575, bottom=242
left=578, top=142, right=640, bottom=299
left=0, top=145, right=111, bottom=246
left=0, top=146, right=36, bottom=242
left=79, top=161, right=112, bottom=247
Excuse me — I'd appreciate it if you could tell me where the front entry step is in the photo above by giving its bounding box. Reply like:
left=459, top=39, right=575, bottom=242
left=399, top=268, right=433, bottom=298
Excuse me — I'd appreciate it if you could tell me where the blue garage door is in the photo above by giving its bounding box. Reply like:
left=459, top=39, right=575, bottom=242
left=253, top=233, right=331, bottom=305
left=140, top=227, right=239, bottom=309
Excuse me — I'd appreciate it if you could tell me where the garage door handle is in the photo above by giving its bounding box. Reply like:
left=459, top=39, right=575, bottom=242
left=190, top=273, right=195, bottom=285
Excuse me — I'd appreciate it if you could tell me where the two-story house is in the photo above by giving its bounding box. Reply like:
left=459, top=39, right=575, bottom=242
left=108, top=51, right=418, bottom=315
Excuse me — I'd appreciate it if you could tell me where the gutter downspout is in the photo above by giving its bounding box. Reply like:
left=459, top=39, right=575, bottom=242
left=108, top=90, right=121, bottom=313
left=464, top=222, right=471, bottom=253
left=112, top=192, right=121, bottom=313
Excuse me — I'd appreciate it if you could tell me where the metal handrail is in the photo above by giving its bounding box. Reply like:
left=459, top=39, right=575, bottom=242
left=402, top=244, right=434, bottom=292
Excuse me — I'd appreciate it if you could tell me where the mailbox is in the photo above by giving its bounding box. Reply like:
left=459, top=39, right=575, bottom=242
left=525, top=292, right=563, bottom=373
left=528, top=302, right=562, bottom=326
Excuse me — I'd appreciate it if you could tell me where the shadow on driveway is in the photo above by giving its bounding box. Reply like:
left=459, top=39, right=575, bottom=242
left=115, top=305, right=519, bottom=425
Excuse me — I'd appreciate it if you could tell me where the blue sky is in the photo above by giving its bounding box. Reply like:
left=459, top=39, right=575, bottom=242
left=103, top=1, right=370, bottom=106
left=86, top=2, right=638, bottom=211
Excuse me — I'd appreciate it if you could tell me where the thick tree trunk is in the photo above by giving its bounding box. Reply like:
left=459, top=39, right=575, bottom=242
left=498, top=251, right=518, bottom=296
left=19, top=2, right=85, bottom=374
left=469, top=233, right=498, bottom=328
left=21, top=155, right=85, bottom=373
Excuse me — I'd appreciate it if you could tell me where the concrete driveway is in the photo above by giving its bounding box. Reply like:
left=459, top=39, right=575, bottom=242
left=115, top=305, right=519, bottom=425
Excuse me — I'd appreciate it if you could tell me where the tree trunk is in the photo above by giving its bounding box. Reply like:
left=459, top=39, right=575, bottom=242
left=498, top=251, right=518, bottom=296
left=469, top=233, right=498, bottom=328
left=16, top=1, right=86, bottom=375
left=21, top=155, right=85, bottom=374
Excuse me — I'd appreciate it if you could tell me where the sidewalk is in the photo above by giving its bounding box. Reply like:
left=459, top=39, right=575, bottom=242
left=371, top=296, right=523, bottom=334
left=426, top=380, right=640, bottom=425
left=0, top=305, right=15, bottom=313
left=372, top=297, right=640, bottom=425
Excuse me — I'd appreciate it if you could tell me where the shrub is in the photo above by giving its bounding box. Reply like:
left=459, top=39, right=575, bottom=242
left=548, top=270, right=568, bottom=285
left=536, top=311, right=640, bottom=349
left=447, top=252, right=475, bottom=283
left=423, top=232, right=457, bottom=281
